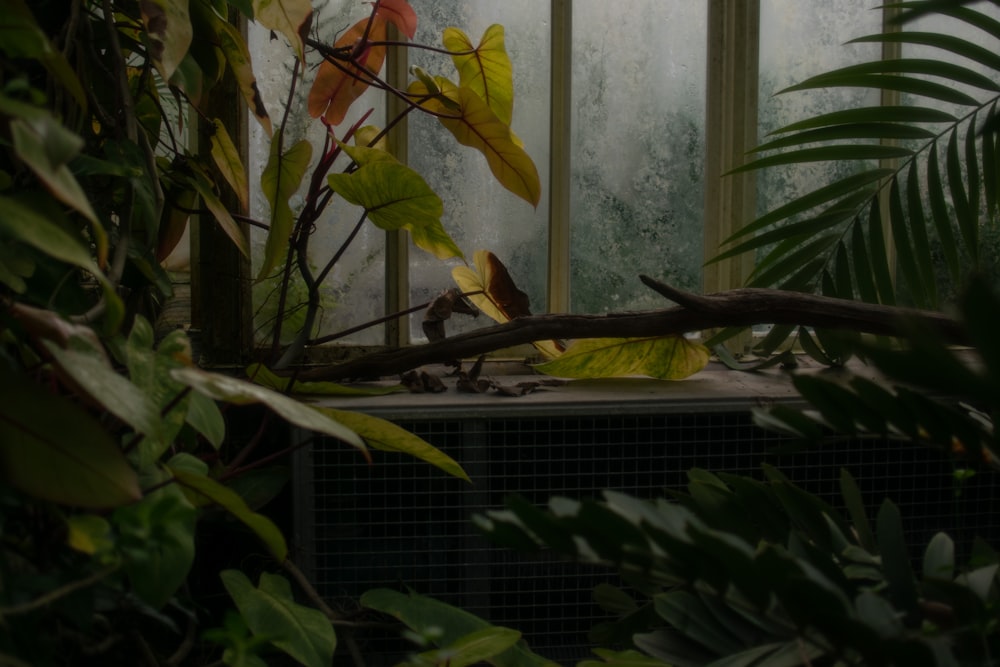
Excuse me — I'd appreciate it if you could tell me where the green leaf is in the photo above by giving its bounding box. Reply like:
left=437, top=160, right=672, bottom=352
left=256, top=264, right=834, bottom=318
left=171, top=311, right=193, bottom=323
left=877, top=499, right=919, bottom=613
left=360, top=588, right=557, bottom=667
left=781, top=58, right=1000, bottom=95
left=840, top=469, right=877, bottom=553
left=534, top=336, right=710, bottom=380
left=444, top=24, right=514, bottom=125
left=170, top=366, right=366, bottom=454
left=44, top=340, right=160, bottom=436
left=186, top=390, right=226, bottom=449
left=221, top=570, right=336, bottom=667
left=9, top=115, right=99, bottom=226
left=185, top=163, right=250, bottom=258
left=115, top=477, right=197, bottom=608
left=169, top=463, right=288, bottom=561
left=0, top=194, right=121, bottom=327
left=753, top=123, right=934, bottom=154
left=770, top=106, right=956, bottom=134
left=409, top=78, right=541, bottom=207
left=782, top=73, right=980, bottom=107
left=653, top=591, right=744, bottom=656
left=328, top=146, right=461, bottom=260
left=313, top=408, right=470, bottom=482
left=0, top=0, right=86, bottom=107
left=125, top=322, right=194, bottom=469
left=866, top=198, right=896, bottom=305
left=904, top=159, right=937, bottom=306
left=140, top=0, right=194, bottom=82
left=723, top=169, right=891, bottom=244
left=851, top=30, right=1000, bottom=73
left=926, top=140, right=961, bottom=283
left=579, top=648, right=671, bottom=666
left=258, top=133, right=312, bottom=281
left=947, top=127, right=978, bottom=260
left=923, top=532, right=955, bottom=581
left=734, top=145, right=913, bottom=174
left=413, top=627, right=523, bottom=667
left=209, top=118, right=251, bottom=212
left=0, top=371, right=141, bottom=508
left=887, top=178, right=927, bottom=307
left=251, top=0, right=312, bottom=62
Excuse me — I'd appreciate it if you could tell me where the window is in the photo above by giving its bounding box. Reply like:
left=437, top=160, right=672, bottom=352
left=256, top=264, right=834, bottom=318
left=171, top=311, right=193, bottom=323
left=242, top=2, right=988, bottom=351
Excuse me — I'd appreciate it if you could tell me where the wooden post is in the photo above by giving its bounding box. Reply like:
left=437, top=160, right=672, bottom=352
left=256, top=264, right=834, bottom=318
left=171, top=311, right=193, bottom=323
left=191, top=9, right=252, bottom=365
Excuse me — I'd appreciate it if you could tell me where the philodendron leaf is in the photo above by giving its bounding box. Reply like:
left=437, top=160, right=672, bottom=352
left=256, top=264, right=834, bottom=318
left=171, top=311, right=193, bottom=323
left=251, top=0, right=312, bottom=62
left=413, top=627, right=523, bottom=667
left=221, top=570, right=336, bottom=667
left=115, top=475, right=196, bottom=608
left=0, top=372, right=141, bottom=508
left=170, top=366, right=367, bottom=455
left=452, top=249, right=561, bottom=359
left=139, top=0, right=193, bottom=82
left=307, top=17, right=387, bottom=126
left=328, top=143, right=462, bottom=260
left=360, top=588, right=557, bottom=667
left=535, top=336, right=710, bottom=380
left=313, top=408, right=470, bottom=482
left=168, top=462, right=288, bottom=561
left=409, top=77, right=541, bottom=207
left=444, top=25, right=514, bottom=126
left=257, top=132, right=312, bottom=280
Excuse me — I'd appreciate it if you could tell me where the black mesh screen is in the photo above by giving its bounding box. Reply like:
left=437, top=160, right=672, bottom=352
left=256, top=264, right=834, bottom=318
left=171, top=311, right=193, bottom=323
left=298, top=412, right=1000, bottom=664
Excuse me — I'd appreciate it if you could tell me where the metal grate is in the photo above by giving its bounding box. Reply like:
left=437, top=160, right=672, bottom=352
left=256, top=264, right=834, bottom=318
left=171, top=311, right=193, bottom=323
left=294, top=411, right=1000, bottom=664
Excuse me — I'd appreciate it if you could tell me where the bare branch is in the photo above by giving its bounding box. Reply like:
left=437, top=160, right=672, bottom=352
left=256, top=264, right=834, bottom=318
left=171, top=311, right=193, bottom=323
left=295, top=281, right=967, bottom=381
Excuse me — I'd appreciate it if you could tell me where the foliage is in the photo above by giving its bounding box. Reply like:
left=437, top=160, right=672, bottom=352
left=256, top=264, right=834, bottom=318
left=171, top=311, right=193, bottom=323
left=710, top=0, right=1000, bottom=353
left=0, top=0, right=501, bottom=664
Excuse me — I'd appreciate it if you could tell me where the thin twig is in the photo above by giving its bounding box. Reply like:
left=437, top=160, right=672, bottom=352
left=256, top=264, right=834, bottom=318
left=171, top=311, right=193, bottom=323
left=0, top=565, right=118, bottom=618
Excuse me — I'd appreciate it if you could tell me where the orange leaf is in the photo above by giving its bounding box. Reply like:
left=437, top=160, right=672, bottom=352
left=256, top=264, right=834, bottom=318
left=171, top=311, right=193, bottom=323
left=307, top=17, right=387, bottom=126
left=376, top=0, right=417, bottom=39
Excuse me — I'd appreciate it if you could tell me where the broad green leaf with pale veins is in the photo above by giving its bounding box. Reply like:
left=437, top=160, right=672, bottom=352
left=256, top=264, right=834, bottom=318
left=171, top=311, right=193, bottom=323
left=535, top=337, right=710, bottom=380
left=314, top=408, right=470, bottom=482
left=409, top=78, right=540, bottom=207
left=258, top=133, right=312, bottom=280
left=221, top=570, right=336, bottom=667
left=328, top=145, right=462, bottom=260
left=0, top=372, right=141, bottom=508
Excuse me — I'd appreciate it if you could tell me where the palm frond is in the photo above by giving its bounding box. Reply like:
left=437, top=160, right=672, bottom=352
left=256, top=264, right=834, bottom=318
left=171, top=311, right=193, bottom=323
left=717, top=0, right=1000, bottom=338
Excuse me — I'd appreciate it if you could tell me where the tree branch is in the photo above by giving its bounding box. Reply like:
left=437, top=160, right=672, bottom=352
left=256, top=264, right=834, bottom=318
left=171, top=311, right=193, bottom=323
left=295, top=279, right=968, bottom=382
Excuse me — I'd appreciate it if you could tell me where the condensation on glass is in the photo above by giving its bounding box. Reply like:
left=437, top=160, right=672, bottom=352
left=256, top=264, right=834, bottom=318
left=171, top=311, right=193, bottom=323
left=569, top=2, right=708, bottom=314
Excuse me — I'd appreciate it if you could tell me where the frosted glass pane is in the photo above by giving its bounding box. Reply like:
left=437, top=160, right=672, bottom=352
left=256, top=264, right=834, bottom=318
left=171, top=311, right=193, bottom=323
left=248, top=3, right=388, bottom=346
left=570, top=2, right=707, bottom=314
left=406, top=1, right=550, bottom=339
left=757, top=2, right=882, bottom=215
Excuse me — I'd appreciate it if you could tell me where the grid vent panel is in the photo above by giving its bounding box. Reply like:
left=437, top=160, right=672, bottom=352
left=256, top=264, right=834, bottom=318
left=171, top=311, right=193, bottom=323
left=298, top=411, right=999, bottom=663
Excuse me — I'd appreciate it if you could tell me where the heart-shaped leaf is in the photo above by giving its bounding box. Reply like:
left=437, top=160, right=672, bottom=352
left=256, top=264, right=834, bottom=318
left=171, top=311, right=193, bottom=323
left=307, top=17, right=387, bottom=126
left=444, top=25, right=514, bottom=125
left=409, top=78, right=540, bottom=207
left=221, top=570, right=336, bottom=667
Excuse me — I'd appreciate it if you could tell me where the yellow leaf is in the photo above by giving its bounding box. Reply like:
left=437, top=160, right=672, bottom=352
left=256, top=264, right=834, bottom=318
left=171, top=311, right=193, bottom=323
left=444, top=25, right=514, bottom=126
left=409, top=78, right=540, bottom=207
left=252, top=0, right=312, bottom=62
left=535, top=337, right=710, bottom=380
left=215, top=16, right=272, bottom=136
